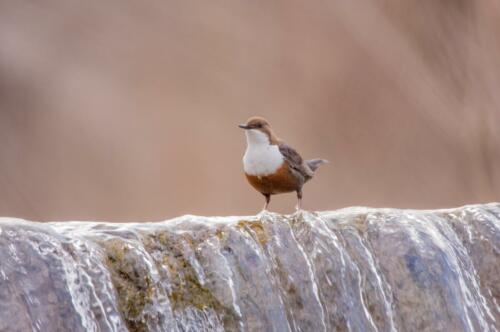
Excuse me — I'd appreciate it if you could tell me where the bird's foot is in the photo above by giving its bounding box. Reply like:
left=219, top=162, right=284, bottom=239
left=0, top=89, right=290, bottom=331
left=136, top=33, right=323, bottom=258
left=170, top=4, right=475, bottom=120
left=257, top=208, right=270, bottom=217
left=292, top=206, right=302, bottom=217
left=295, top=199, right=303, bottom=212
left=292, top=208, right=304, bottom=216
left=259, top=200, right=270, bottom=214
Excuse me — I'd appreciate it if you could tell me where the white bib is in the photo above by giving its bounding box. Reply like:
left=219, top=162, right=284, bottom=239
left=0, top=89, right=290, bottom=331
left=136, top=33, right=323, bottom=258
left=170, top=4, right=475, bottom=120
left=243, top=129, right=284, bottom=176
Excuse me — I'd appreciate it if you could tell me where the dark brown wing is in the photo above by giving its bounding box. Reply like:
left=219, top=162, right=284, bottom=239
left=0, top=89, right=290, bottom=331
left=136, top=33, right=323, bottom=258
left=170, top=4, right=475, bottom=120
left=279, top=143, right=302, bottom=168
left=278, top=143, right=312, bottom=179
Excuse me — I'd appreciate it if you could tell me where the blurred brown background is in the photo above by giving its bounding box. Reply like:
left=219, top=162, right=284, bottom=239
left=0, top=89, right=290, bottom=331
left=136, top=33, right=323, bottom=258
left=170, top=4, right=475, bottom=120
left=0, top=1, right=499, bottom=221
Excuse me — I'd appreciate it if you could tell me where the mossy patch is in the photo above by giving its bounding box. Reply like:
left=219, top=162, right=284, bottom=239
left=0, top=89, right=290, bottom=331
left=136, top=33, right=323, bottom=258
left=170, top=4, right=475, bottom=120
left=215, top=229, right=226, bottom=241
left=237, top=220, right=268, bottom=245
left=103, top=239, right=154, bottom=332
left=144, top=230, right=240, bottom=330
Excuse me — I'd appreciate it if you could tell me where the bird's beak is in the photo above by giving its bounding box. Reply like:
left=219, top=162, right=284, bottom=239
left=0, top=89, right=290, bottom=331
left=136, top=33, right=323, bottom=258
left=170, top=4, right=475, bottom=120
left=238, top=124, right=250, bottom=129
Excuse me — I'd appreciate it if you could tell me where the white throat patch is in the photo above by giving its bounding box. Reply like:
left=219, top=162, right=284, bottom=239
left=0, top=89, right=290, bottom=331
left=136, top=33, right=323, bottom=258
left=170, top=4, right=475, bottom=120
left=243, top=129, right=284, bottom=176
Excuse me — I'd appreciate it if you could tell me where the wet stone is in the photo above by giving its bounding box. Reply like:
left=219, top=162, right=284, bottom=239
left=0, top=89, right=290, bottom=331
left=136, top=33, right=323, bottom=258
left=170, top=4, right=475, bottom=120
left=0, top=203, right=498, bottom=331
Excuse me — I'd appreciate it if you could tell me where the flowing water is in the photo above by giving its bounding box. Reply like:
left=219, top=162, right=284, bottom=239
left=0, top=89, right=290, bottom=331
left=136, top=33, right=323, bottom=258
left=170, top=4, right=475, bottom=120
left=0, top=204, right=499, bottom=332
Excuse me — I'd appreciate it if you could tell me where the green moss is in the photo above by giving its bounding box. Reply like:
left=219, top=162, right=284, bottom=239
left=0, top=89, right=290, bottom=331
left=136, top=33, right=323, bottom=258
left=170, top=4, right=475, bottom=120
left=103, top=239, right=154, bottom=332
left=237, top=220, right=268, bottom=245
left=150, top=233, right=220, bottom=309
left=215, top=229, right=225, bottom=240
left=103, top=229, right=240, bottom=331
left=145, top=230, right=239, bottom=330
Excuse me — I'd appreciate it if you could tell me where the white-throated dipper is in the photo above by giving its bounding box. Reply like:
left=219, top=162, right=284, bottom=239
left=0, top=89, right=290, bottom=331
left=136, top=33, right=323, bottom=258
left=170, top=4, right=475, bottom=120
left=239, top=116, right=327, bottom=211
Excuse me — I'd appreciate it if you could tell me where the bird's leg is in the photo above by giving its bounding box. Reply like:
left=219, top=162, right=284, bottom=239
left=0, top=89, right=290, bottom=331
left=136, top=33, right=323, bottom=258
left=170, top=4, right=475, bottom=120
left=295, top=189, right=303, bottom=211
left=262, top=193, right=271, bottom=211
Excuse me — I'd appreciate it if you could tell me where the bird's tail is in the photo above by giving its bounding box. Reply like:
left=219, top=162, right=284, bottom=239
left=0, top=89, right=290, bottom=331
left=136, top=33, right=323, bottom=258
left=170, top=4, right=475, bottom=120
left=307, top=159, right=328, bottom=172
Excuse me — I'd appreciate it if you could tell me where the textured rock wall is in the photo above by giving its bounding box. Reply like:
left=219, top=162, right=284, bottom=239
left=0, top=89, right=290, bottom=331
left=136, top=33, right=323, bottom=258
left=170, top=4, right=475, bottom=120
left=0, top=204, right=499, bottom=331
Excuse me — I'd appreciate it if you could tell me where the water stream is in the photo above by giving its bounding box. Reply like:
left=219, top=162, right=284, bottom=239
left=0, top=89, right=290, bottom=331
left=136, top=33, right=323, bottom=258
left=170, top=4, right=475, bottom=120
left=0, top=204, right=498, bottom=331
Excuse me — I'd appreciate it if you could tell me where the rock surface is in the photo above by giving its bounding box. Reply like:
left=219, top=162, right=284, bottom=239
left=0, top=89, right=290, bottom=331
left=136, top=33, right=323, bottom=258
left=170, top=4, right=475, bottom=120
left=0, top=204, right=499, bottom=332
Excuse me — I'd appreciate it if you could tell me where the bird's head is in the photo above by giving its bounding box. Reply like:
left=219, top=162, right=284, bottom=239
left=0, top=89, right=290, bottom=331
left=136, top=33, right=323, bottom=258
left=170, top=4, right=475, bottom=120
left=239, top=116, right=278, bottom=145
left=238, top=117, right=271, bottom=130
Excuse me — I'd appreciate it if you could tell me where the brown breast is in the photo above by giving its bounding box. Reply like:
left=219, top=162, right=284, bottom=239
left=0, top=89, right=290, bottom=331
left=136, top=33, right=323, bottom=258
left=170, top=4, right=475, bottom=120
left=245, top=161, right=301, bottom=195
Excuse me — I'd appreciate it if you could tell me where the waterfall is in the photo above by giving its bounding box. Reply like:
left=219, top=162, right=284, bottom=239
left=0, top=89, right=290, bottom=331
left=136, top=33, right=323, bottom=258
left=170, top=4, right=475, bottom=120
left=0, top=204, right=498, bottom=332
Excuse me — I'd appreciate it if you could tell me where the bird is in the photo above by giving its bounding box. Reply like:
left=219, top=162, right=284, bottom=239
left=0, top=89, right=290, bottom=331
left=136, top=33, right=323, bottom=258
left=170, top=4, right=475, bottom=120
left=239, top=116, right=327, bottom=211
